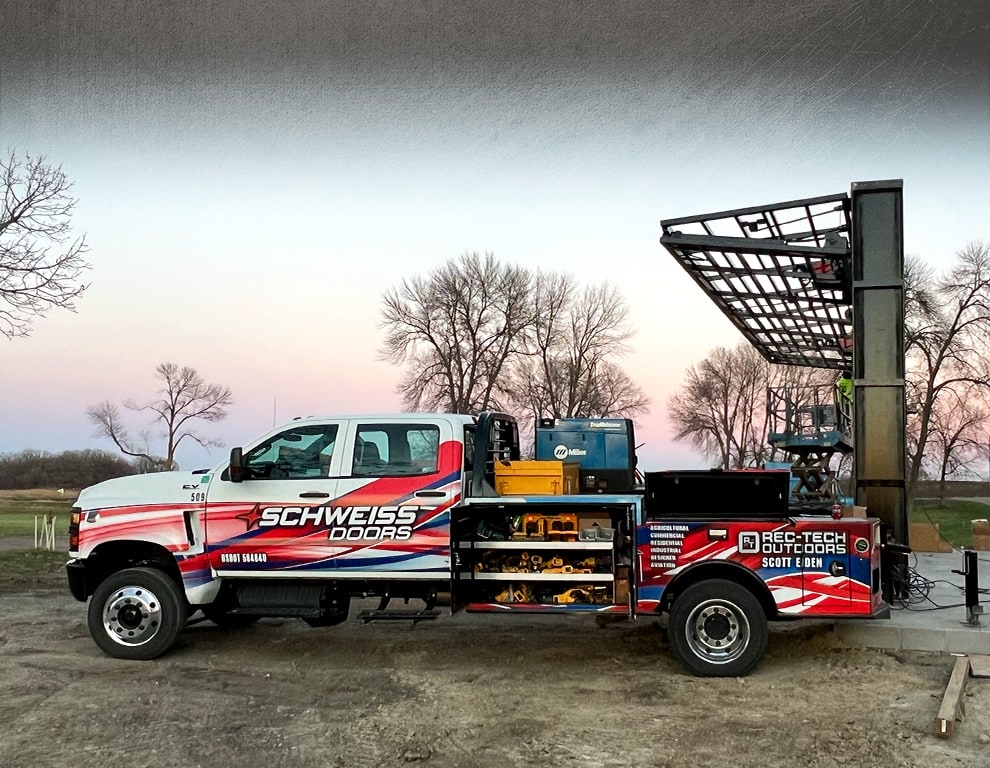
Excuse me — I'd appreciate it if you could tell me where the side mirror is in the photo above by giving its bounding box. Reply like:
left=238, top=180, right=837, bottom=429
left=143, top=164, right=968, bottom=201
left=229, top=447, right=245, bottom=483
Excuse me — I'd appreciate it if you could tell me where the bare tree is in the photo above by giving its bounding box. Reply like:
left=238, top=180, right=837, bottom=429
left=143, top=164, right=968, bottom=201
left=381, top=252, right=651, bottom=428
left=667, top=344, right=767, bottom=468
left=0, top=151, right=90, bottom=338
left=504, top=276, right=649, bottom=421
left=667, top=342, right=834, bottom=468
left=87, top=363, right=233, bottom=471
left=923, top=383, right=989, bottom=502
left=380, top=252, right=536, bottom=412
left=904, top=242, right=990, bottom=491
left=571, top=361, right=651, bottom=418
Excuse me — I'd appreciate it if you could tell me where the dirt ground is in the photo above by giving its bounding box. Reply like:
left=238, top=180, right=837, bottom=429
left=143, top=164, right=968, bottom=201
left=2, top=553, right=989, bottom=768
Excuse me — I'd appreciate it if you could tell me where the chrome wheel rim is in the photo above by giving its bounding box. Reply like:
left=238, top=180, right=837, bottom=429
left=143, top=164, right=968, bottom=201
left=102, top=585, right=163, bottom=647
left=684, top=598, right=750, bottom=665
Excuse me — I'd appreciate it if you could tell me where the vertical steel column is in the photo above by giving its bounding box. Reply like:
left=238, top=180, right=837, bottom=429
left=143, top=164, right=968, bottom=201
left=851, top=180, right=907, bottom=543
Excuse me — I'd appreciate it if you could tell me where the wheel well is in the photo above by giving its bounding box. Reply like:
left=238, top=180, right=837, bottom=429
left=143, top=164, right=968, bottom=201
left=661, top=562, right=777, bottom=619
left=82, top=541, right=182, bottom=598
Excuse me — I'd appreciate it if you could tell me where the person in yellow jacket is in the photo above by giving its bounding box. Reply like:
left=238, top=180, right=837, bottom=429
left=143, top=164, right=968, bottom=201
left=835, top=370, right=853, bottom=433
left=835, top=370, right=853, bottom=404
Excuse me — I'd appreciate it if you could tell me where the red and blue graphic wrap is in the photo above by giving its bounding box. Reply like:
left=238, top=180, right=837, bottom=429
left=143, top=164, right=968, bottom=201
left=635, top=518, right=882, bottom=618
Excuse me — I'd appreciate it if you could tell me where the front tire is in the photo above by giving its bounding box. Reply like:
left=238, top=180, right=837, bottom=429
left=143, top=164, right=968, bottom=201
left=87, top=567, right=188, bottom=660
left=668, top=578, right=767, bottom=677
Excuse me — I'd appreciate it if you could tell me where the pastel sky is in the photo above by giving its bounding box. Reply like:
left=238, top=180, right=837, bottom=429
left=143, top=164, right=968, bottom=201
left=1, top=1, right=988, bottom=473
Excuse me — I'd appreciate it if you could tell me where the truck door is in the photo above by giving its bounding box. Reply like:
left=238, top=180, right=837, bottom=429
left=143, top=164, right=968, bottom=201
left=204, top=421, right=342, bottom=575
left=329, top=418, right=460, bottom=579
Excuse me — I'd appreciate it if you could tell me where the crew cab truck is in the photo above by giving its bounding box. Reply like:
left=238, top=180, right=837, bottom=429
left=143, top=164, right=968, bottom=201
left=66, top=412, right=888, bottom=677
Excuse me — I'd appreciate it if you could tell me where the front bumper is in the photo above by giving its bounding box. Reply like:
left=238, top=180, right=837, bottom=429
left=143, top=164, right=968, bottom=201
left=66, top=559, right=87, bottom=602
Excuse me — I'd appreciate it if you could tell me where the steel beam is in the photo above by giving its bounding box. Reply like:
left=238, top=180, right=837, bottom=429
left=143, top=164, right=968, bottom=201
left=850, top=180, right=907, bottom=543
left=661, top=233, right=849, bottom=258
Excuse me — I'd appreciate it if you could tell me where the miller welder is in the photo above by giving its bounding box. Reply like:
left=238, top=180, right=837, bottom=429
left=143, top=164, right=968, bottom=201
left=535, top=417, right=638, bottom=493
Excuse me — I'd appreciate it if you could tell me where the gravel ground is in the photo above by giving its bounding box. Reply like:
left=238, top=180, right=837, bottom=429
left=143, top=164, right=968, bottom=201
left=1, top=551, right=989, bottom=768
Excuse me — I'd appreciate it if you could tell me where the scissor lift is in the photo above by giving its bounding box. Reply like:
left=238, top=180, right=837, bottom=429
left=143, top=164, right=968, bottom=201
left=766, top=384, right=852, bottom=507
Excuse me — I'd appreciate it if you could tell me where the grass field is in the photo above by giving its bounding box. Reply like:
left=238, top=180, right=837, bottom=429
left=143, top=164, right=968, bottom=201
left=0, top=549, right=69, bottom=584
left=911, top=497, right=989, bottom=550
left=0, top=489, right=76, bottom=537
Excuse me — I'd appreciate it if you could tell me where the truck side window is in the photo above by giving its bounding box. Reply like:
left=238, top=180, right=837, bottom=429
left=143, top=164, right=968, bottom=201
left=463, top=426, right=475, bottom=471
left=243, top=424, right=338, bottom=480
left=352, top=424, right=440, bottom=477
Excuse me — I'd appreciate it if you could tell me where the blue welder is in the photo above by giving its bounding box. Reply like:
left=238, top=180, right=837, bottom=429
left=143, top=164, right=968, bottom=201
left=535, top=417, right=638, bottom=493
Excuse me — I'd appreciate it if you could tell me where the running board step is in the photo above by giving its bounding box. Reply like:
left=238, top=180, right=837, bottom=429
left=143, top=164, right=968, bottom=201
left=358, top=609, right=440, bottom=624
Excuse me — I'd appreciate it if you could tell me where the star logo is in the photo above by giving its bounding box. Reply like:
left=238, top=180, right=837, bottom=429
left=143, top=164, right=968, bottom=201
left=236, top=504, right=264, bottom=531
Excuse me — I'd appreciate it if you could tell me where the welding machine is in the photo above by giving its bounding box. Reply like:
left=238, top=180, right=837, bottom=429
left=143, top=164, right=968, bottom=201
left=535, top=417, right=637, bottom=493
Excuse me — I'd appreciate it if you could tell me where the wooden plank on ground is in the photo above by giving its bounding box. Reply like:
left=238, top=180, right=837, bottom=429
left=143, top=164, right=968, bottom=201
left=936, top=655, right=971, bottom=738
left=968, top=655, right=990, bottom=678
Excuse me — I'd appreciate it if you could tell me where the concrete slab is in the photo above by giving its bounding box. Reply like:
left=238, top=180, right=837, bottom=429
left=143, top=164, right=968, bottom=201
left=831, top=550, right=990, bottom=654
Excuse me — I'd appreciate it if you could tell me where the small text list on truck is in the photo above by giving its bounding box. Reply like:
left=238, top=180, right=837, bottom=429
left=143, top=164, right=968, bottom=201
left=66, top=412, right=889, bottom=677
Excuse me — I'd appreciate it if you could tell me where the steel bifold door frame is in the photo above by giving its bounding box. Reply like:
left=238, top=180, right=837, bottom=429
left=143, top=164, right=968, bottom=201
left=658, top=180, right=908, bottom=543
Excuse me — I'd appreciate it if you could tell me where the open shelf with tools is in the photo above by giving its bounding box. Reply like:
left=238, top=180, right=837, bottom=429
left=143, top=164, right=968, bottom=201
left=451, top=499, right=635, bottom=612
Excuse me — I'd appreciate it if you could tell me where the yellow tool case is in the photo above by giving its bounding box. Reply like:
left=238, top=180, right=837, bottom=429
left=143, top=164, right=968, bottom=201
left=494, top=460, right=580, bottom=496
left=514, top=512, right=580, bottom=540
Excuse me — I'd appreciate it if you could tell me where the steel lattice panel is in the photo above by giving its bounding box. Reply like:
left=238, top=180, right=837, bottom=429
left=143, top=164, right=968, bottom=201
left=660, top=193, right=853, bottom=369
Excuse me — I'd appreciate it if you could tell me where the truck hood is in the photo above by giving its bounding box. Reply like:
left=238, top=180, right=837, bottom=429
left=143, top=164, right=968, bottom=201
left=75, top=470, right=215, bottom=510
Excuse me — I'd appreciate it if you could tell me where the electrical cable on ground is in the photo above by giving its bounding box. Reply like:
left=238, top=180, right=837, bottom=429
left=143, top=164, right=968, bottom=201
left=889, top=551, right=990, bottom=611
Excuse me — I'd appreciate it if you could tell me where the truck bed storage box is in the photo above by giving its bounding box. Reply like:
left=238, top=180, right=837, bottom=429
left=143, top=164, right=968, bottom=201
left=645, top=470, right=790, bottom=519
left=495, top=460, right=579, bottom=496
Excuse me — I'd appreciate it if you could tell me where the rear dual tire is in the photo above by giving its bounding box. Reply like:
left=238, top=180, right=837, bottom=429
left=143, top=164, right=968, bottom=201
left=668, top=579, right=767, bottom=677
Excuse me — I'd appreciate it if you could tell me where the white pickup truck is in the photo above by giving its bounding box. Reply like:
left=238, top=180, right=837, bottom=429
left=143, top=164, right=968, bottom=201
left=67, top=411, right=887, bottom=677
